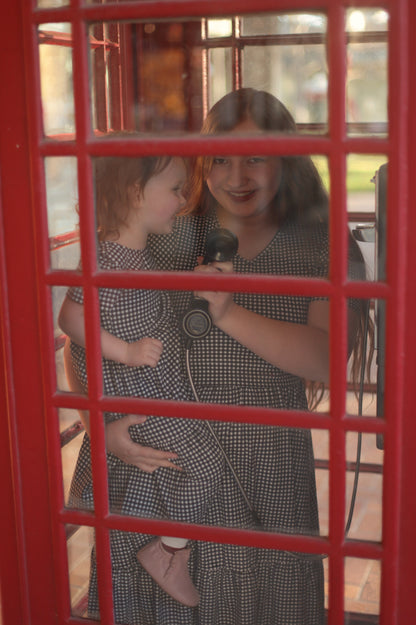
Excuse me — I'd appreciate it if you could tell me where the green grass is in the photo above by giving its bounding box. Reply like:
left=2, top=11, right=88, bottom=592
left=312, top=154, right=387, bottom=193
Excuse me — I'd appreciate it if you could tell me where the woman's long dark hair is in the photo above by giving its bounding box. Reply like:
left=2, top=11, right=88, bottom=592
left=186, top=88, right=374, bottom=408
left=186, top=88, right=328, bottom=226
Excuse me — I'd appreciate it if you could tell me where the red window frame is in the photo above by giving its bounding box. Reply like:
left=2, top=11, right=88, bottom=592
left=1, top=1, right=416, bottom=625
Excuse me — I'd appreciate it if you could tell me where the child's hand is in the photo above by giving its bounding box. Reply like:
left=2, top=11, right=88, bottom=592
left=124, top=337, right=163, bottom=368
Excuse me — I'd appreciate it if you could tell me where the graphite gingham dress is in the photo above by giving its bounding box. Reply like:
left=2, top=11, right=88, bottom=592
left=67, top=241, right=224, bottom=623
left=148, top=211, right=330, bottom=625
left=70, top=210, right=362, bottom=624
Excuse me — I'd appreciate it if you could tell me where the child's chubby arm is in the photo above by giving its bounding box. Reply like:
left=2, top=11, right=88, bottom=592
left=58, top=295, right=162, bottom=368
left=63, top=340, right=181, bottom=472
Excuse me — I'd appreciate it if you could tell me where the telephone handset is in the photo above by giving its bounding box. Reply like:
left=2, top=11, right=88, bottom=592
left=181, top=228, right=238, bottom=341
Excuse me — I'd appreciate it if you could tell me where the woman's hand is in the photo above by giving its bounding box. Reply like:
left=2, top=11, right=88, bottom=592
left=194, top=261, right=234, bottom=324
left=105, top=415, right=182, bottom=473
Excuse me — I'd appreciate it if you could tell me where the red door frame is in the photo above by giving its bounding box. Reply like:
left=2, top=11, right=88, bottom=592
left=1, top=1, right=416, bottom=624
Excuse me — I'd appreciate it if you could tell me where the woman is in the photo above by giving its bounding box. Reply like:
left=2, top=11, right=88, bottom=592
left=63, top=88, right=368, bottom=624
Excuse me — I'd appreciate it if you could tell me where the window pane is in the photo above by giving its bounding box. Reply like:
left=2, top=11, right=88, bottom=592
left=347, top=42, right=388, bottom=134
left=345, top=432, right=383, bottom=542
left=243, top=44, right=328, bottom=127
left=312, top=429, right=329, bottom=537
left=45, top=156, right=78, bottom=236
left=348, top=156, right=387, bottom=285
left=38, top=24, right=75, bottom=135
left=344, top=558, right=381, bottom=620
left=66, top=524, right=94, bottom=618
left=37, top=0, right=70, bottom=8
left=346, top=8, right=389, bottom=32
left=207, top=48, right=233, bottom=109
left=45, top=156, right=80, bottom=270
left=241, top=13, right=327, bottom=36
left=206, top=18, right=233, bottom=38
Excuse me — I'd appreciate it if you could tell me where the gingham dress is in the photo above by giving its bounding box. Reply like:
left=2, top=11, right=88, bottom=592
left=67, top=241, right=224, bottom=580
left=70, top=214, right=363, bottom=624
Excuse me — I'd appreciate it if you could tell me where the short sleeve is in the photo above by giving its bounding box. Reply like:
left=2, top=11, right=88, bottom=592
left=67, top=285, right=84, bottom=305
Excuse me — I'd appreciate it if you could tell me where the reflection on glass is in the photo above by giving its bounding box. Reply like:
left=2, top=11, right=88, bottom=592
left=344, top=558, right=381, bottom=620
left=312, top=155, right=329, bottom=192
left=374, top=298, right=385, bottom=450
left=345, top=432, right=383, bottom=542
left=52, top=284, right=72, bottom=345
left=38, top=24, right=75, bottom=135
left=60, top=406, right=85, bottom=501
left=347, top=154, right=387, bottom=238
left=241, top=12, right=326, bottom=36
left=344, top=297, right=377, bottom=419
left=66, top=524, right=94, bottom=618
left=89, top=21, right=197, bottom=134
left=81, top=13, right=387, bottom=137
left=37, top=0, right=70, bottom=9
left=345, top=8, right=389, bottom=137
left=45, top=155, right=78, bottom=232
left=206, top=18, right=233, bottom=38
left=346, top=42, right=388, bottom=135
left=207, top=48, right=233, bottom=109
left=312, top=429, right=329, bottom=537
left=242, top=44, right=328, bottom=127
left=346, top=8, right=389, bottom=32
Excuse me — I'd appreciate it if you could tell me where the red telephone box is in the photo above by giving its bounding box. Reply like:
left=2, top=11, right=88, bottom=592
left=1, top=1, right=416, bottom=624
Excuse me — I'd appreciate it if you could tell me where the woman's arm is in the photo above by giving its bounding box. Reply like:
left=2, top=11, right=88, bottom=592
left=195, top=264, right=359, bottom=384
left=59, top=295, right=162, bottom=367
left=214, top=297, right=330, bottom=383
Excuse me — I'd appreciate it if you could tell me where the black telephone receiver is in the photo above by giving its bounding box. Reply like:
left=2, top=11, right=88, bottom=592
left=181, top=228, right=238, bottom=341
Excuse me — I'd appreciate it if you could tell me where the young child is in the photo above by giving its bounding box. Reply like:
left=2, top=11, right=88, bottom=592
left=60, top=153, right=224, bottom=608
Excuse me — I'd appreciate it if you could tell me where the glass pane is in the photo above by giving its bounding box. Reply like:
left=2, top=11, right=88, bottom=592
left=54, top=287, right=71, bottom=390
left=346, top=42, right=388, bottom=135
left=243, top=44, right=328, bottom=127
left=344, top=558, right=381, bottom=620
left=60, top=406, right=85, bottom=501
left=345, top=432, right=383, bottom=542
left=312, top=155, right=330, bottom=193
left=347, top=154, right=386, bottom=218
left=206, top=18, right=233, bottom=38
left=241, top=12, right=327, bottom=36
left=45, top=156, right=80, bottom=270
left=346, top=8, right=389, bottom=32
left=207, top=48, right=233, bottom=109
left=38, top=0, right=69, bottom=6
left=38, top=24, right=75, bottom=135
left=89, top=21, right=197, bottom=134
left=66, top=524, right=94, bottom=618
left=348, top=156, right=388, bottom=286
left=312, top=429, right=329, bottom=537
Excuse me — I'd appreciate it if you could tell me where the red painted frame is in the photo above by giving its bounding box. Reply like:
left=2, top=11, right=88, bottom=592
left=1, top=1, right=415, bottom=624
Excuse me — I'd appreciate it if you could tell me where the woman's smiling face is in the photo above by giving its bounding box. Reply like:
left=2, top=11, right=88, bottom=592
left=205, top=119, right=282, bottom=222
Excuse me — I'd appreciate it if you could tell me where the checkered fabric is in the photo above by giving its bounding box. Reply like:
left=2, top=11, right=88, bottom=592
left=69, top=212, right=364, bottom=624
left=68, top=241, right=224, bottom=521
